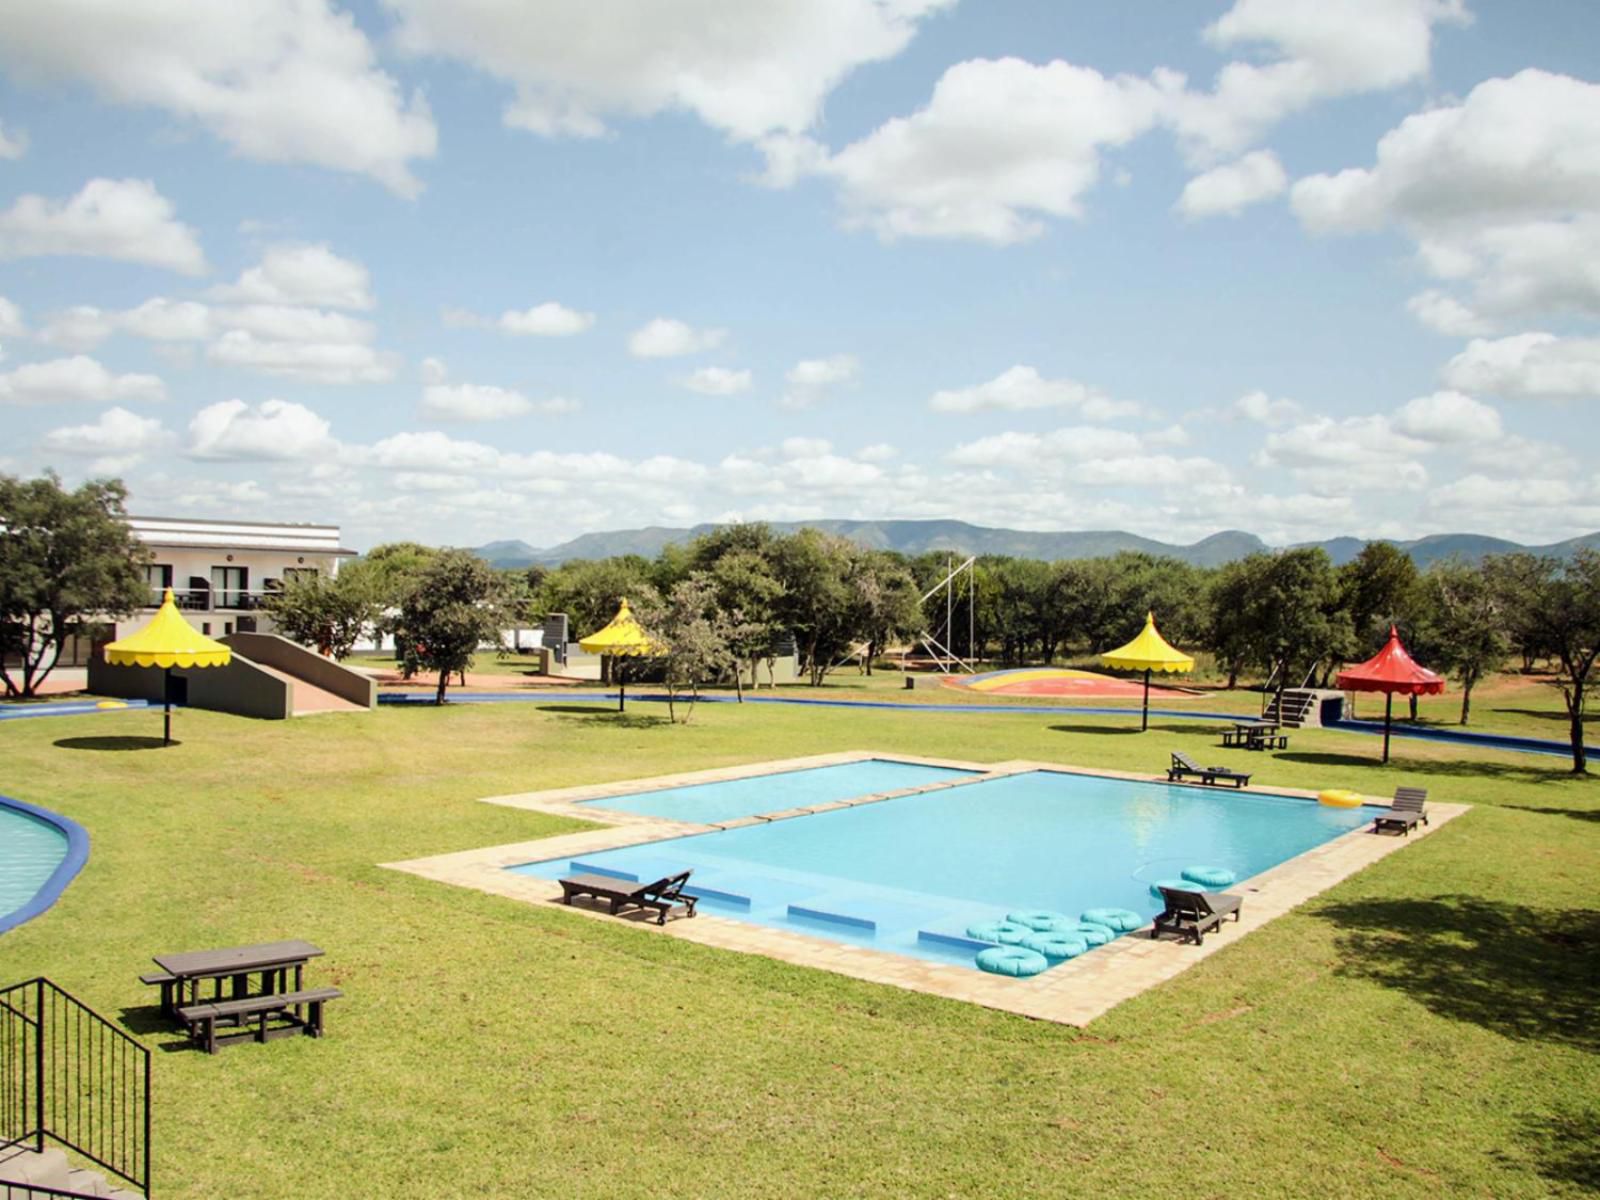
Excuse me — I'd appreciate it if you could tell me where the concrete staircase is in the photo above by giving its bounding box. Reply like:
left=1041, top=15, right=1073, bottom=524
left=1262, top=687, right=1345, bottom=728
left=0, top=1146, right=143, bottom=1199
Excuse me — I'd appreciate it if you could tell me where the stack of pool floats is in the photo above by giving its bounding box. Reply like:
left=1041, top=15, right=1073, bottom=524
left=969, top=864, right=1236, bottom=977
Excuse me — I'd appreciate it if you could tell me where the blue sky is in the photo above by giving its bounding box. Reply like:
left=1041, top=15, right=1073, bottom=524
left=2, top=0, right=1598, bottom=551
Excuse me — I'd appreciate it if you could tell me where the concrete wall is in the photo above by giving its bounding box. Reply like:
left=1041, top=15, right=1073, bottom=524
left=223, top=631, right=376, bottom=709
left=88, top=652, right=292, bottom=720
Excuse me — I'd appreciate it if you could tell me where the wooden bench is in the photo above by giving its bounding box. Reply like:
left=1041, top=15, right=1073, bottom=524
left=177, top=987, right=342, bottom=1054
left=139, top=970, right=181, bottom=1016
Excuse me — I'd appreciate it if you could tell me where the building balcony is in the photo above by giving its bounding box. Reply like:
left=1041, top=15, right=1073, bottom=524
left=144, top=588, right=277, bottom=612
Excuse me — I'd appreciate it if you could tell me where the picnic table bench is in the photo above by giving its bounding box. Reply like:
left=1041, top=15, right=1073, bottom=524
left=143, top=939, right=339, bottom=1052
left=1221, top=722, right=1289, bottom=751
left=177, top=987, right=342, bottom=1054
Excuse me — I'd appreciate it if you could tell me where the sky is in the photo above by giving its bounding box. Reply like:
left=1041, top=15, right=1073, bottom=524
left=1, top=0, right=1599, bottom=553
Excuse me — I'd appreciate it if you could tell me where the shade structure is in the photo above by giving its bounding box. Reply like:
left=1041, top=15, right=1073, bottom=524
left=102, top=588, right=232, bottom=744
left=1100, top=612, right=1196, bottom=731
left=578, top=599, right=664, bottom=711
left=1335, top=625, right=1445, bottom=763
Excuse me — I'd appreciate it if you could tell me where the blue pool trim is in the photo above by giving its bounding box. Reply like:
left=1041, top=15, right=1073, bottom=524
left=0, top=793, right=90, bottom=936
left=379, top=689, right=1590, bottom=760
left=0, top=699, right=153, bottom=722
left=917, top=929, right=993, bottom=952
left=789, top=904, right=876, bottom=931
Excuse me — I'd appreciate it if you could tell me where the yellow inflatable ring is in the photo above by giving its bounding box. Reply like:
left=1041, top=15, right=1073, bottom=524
left=1319, top=788, right=1364, bottom=808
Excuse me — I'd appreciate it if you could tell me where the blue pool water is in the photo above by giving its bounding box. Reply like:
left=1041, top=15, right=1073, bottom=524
left=578, top=759, right=977, bottom=824
left=0, top=804, right=70, bottom=925
left=514, top=770, right=1380, bottom=972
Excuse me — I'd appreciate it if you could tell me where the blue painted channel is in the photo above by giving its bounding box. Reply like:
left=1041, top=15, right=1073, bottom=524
left=0, top=794, right=90, bottom=935
left=0, top=698, right=153, bottom=722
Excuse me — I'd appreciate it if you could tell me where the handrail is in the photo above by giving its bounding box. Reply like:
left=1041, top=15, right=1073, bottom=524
left=0, top=977, right=151, bottom=1195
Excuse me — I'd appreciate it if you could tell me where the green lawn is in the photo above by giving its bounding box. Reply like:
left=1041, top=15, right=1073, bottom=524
left=2, top=699, right=1596, bottom=1198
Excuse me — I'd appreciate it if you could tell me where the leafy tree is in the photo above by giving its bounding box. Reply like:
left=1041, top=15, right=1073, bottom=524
left=1485, top=550, right=1600, bottom=772
left=772, top=529, right=857, bottom=686
left=263, top=569, right=380, bottom=659
left=848, top=550, right=924, bottom=674
left=350, top=541, right=442, bottom=668
left=1340, top=541, right=1422, bottom=652
left=636, top=575, right=736, bottom=723
left=398, top=550, right=506, bottom=704
left=1228, top=549, right=1351, bottom=710
left=1416, top=560, right=1509, bottom=725
left=707, top=549, right=785, bottom=696
left=1483, top=551, right=1556, bottom=672
left=536, top=556, right=656, bottom=637
left=1205, top=558, right=1259, bottom=688
left=0, top=473, right=148, bottom=698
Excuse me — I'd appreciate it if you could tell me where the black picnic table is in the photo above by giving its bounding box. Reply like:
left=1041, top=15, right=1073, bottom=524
left=151, top=940, right=323, bottom=1020
left=1221, top=721, right=1289, bottom=751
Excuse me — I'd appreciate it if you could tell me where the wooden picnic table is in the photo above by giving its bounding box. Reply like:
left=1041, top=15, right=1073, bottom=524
left=150, top=940, right=323, bottom=1019
left=1221, top=722, right=1289, bottom=751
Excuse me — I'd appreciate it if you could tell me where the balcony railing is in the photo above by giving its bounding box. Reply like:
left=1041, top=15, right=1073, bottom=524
left=143, top=588, right=275, bottom=612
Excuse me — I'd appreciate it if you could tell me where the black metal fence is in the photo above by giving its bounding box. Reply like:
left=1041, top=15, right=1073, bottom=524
left=0, top=978, right=151, bottom=1196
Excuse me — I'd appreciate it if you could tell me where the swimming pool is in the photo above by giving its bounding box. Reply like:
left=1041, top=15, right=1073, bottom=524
left=0, top=795, right=87, bottom=934
left=512, top=770, right=1380, bottom=972
left=578, top=758, right=977, bottom=824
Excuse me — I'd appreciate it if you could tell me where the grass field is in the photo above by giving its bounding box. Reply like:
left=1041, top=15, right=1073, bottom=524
left=2, top=695, right=1597, bottom=1198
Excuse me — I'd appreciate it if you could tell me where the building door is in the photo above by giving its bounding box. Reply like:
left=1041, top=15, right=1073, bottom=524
left=211, top=566, right=248, bottom=609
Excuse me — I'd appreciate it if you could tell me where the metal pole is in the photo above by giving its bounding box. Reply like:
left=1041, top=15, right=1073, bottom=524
left=1142, top=667, right=1151, bottom=731
left=163, top=667, right=172, bottom=746
left=1383, top=692, right=1393, bottom=763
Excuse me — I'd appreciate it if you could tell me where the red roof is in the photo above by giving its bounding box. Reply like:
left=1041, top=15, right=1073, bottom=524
left=1336, top=626, right=1446, bottom=696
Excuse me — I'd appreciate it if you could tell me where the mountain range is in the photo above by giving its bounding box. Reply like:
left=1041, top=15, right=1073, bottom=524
left=470, top=520, right=1600, bottom=571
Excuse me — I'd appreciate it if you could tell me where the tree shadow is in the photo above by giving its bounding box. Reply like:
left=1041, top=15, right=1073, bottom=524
left=1047, top=724, right=1150, bottom=737
left=1314, top=895, right=1600, bottom=1054
left=1505, top=805, right=1600, bottom=824
left=1490, top=707, right=1596, bottom=725
left=1277, top=750, right=1572, bottom=784
left=533, top=705, right=669, bottom=728
left=53, top=735, right=173, bottom=751
left=1506, top=1109, right=1600, bottom=1192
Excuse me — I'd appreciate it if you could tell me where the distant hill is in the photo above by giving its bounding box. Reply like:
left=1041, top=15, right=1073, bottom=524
left=471, top=519, right=1600, bottom=570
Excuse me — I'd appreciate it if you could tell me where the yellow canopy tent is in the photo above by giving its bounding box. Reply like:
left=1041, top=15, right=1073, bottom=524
left=102, top=588, right=232, bottom=744
left=578, top=599, right=663, bottom=712
left=1100, top=611, right=1194, bottom=731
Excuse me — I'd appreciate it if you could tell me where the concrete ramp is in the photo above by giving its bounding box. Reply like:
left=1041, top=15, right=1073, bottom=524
left=251, top=662, right=366, bottom=715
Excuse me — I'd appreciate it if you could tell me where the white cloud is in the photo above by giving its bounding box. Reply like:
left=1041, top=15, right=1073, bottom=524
left=0, top=119, right=26, bottom=159
left=781, top=436, right=831, bottom=460
left=1406, top=290, right=1493, bottom=337
left=0, top=0, right=435, bottom=196
left=1171, top=0, right=1468, bottom=163
left=209, top=244, right=374, bottom=310
left=1258, top=412, right=1432, bottom=495
left=0, top=178, right=206, bottom=274
left=1177, top=150, right=1287, bottom=218
left=930, top=365, right=1139, bottom=420
left=497, top=302, right=595, bottom=336
left=946, top=426, right=1145, bottom=469
left=207, top=330, right=396, bottom=384
left=0, top=355, right=166, bottom=405
left=857, top=443, right=897, bottom=463
left=40, top=406, right=174, bottom=472
left=1231, top=390, right=1302, bottom=426
left=188, top=398, right=337, bottom=461
left=782, top=353, right=859, bottom=408
left=419, top=356, right=449, bottom=385
left=1442, top=333, right=1600, bottom=400
left=682, top=366, right=751, bottom=396
left=627, top=317, right=727, bottom=358
left=1392, top=390, right=1503, bottom=443
left=120, top=298, right=213, bottom=342
left=420, top=380, right=578, bottom=421
left=220, top=304, right=375, bottom=344
left=810, top=57, right=1171, bottom=244
left=39, top=306, right=117, bottom=351
left=0, top=297, right=23, bottom=338
left=386, top=0, right=952, bottom=143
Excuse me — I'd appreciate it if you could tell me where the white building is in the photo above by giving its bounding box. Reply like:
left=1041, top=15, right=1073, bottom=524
left=116, top=516, right=357, bottom=640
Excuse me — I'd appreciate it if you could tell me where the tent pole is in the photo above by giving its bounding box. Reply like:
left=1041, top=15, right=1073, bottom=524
left=1142, top=668, right=1151, bottom=731
left=1383, top=692, right=1393, bottom=763
left=163, top=666, right=172, bottom=746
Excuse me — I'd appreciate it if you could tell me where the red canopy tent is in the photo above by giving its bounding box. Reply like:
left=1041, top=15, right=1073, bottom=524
left=1335, top=625, right=1445, bottom=763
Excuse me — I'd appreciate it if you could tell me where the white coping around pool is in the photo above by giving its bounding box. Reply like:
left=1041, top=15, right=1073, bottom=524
left=381, top=751, right=1467, bottom=1027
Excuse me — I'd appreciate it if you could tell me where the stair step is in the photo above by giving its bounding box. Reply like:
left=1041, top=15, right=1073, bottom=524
left=64, top=1167, right=112, bottom=1196
left=0, top=1147, right=72, bottom=1189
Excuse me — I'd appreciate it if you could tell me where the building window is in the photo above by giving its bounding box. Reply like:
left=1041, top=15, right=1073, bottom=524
left=282, top=566, right=319, bottom=584
left=145, top=563, right=173, bottom=603
left=201, top=622, right=211, bottom=635
left=211, top=566, right=248, bottom=609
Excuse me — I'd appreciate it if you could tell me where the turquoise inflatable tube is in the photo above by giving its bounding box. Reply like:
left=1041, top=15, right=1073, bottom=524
left=976, top=946, right=1050, bottom=976
left=1022, top=932, right=1089, bottom=959
left=1081, top=907, right=1142, bottom=932
left=1006, top=909, right=1075, bottom=933
left=1066, top=922, right=1113, bottom=947
left=1150, top=877, right=1200, bottom=897
left=1182, top=865, right=1236, bottom=888
left=967, top=919, right=1033, bottom=945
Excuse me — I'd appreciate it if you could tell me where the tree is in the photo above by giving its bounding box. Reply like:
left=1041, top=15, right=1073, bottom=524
left=636, top=575, right=736, bottom=723
left=1205, top=558, right=1260, bottom=688
left=1228, top=549, right=1351, bottom=711
left=1417, top=560, right=1508, bottom=725
left=0, top=473, right=149, bottom=698
left=535, top=556, right=656, bottom=638
left=772, top=529, right=857, bottom=686
left=1486, top=550, right=1600, bottom=773
left=1340, top=542, right=1421, bottom=651
left=263, top=569, right=381, bottom=659
left=848, top=551, right=923, bottom=674
left=398, top=550, right=506, bottom=704
left=707, top=549, right=784, bottom=695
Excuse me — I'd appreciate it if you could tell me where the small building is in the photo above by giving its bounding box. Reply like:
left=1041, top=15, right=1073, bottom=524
left=116, top=516, right=358, bottom=640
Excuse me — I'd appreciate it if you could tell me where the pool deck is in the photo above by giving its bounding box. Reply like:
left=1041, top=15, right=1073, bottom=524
left=382, top=752, right=1467, bottom=1027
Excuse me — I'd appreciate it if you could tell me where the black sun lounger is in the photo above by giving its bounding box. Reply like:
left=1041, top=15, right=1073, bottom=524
left=558, top=871, right=699, bottom=925
left=1152, top=885, right=1244, bottom=945
left=1167, top=751, right=1251, bottom=789
left=1373, top=786, right=1429, bottom=835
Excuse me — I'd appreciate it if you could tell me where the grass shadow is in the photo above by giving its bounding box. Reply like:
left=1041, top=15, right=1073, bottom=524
left=53, top=735, right=173, bottom=752
left=1277, top=750, right=1572, bottom=784
left=1507, top=1109, right=1600, bottom=1192
left=117, top=1004, right=176, bottom=1039
left=534, top=705, right=669, bottom=728
left=1315, top=895, right=1600, bottom=1054
left=1047, top=724, right=1150, bottom=737
left=1505, top=805, right=1600, bottom=824
left=1490, top=707, right=1596, bottom=726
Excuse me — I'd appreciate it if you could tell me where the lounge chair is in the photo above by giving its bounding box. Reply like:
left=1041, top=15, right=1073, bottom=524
left=558, top=871, right=699, bottom=925
left=1373, top=786, right=1429, bottom=836
left=1167, top=751, right=1251, bottom=789
left=1151, top=885, right=1243, bottom=945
